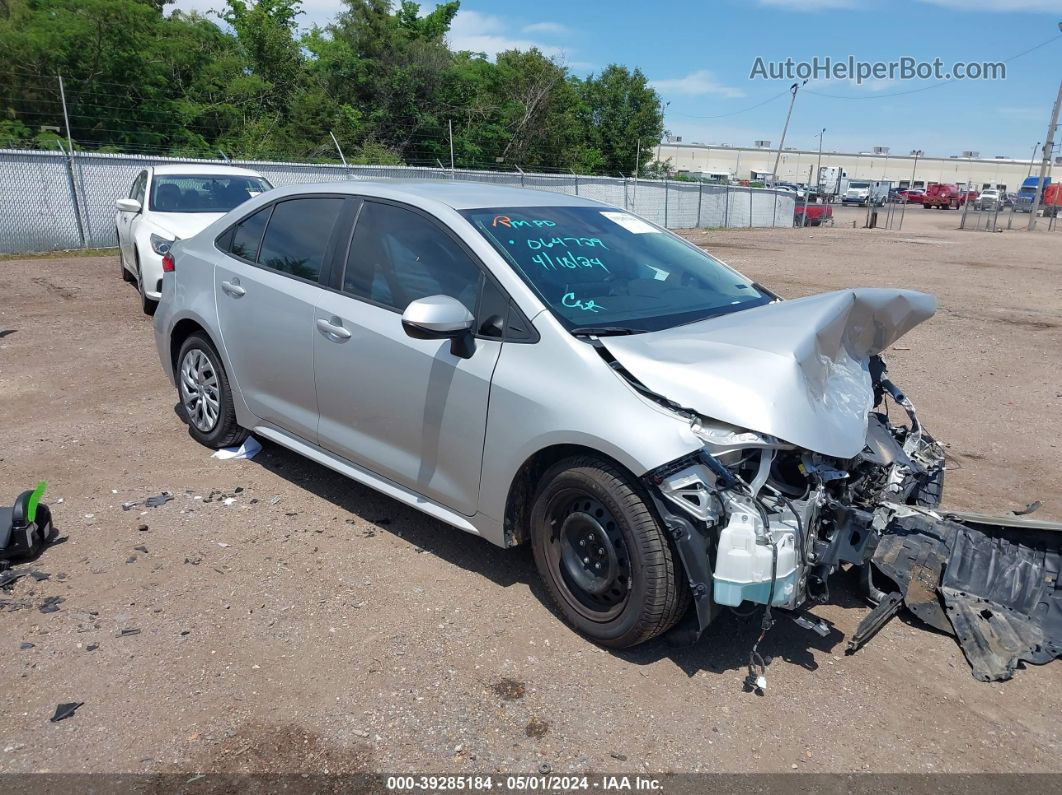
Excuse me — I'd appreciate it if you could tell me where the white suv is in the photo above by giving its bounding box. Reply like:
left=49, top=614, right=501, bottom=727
left=115, top=165, right=271, bottom=313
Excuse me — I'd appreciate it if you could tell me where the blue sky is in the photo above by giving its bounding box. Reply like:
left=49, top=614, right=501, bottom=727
left=172, top=0, right=1062, bottom=159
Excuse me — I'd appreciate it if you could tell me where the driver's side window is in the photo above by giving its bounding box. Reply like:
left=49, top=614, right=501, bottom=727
left=342, top=201, right=482, bottom=313
left=131, top=172, right=147, bottom=206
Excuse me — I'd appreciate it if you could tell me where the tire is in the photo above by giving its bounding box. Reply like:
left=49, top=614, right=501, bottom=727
left=175, top=332, right=249, bottom=449
left=135, top=250, right=158, bottom=316
left=119, top=235, right=135, bottom=283
left=530, top=456, right=690, bottom=648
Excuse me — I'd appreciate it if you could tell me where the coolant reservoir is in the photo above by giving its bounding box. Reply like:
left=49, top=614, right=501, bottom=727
left=713, top=498, right=798, bottom=607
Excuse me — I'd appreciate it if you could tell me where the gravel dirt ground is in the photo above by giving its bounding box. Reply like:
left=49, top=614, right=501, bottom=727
left=0, top=205, right=1059, bottom=776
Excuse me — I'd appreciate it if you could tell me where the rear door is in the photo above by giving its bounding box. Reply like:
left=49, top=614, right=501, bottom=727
left=214, top=195, right=347, bottom=443
left=312, top=199, right=509, bottom=515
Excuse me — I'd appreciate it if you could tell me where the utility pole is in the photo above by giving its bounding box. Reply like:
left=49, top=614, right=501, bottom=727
left=328, top=131, right=348, bottom=167
left=898, top=150, right=921, bottom=232
left=814, top=128, right=825, bottom=192
left=633, top=139, right=641, bottom=210
left=58, top=74, right=74, bottom=154
left=1028, top=74, right=1062, bottom=231
left=448, top=119, right=455, bottom=175
left=1027, top=141, right=1040, bottom=178
left=770, top=80, right=805, bottom=187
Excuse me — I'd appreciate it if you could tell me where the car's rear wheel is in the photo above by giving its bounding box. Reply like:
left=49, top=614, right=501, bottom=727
left=176, top=332, right=249, bottom=449
left=530, top=457, right=689, bottom=648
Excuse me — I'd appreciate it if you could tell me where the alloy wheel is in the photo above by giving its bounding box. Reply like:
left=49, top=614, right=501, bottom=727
left=179, top=348, right=221, bottom=432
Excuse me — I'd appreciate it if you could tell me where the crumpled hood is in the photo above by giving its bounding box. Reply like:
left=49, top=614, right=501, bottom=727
left=601, top=288, right=937, bottom=459
left=149, top=212, right=226, bottom=241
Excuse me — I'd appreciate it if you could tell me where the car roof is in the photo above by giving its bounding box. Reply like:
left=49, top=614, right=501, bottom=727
left=151, top=164, right=264, bottom=177
left=267, top=180, right=608, bottom=211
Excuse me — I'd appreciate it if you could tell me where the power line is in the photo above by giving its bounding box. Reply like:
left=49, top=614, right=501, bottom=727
left=667, top=89, right=790, bottom=119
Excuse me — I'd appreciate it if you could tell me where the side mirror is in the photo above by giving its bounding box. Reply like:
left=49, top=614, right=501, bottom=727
left=401, top=295, right=475, bottom=358
left=116, top=198, right=141, bottom=213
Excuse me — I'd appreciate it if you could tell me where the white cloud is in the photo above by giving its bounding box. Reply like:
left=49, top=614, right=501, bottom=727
left=522, top=21, right=570, bottom=36
left=919, top=0, right=1062, bottom=9
left=447, top=10, right=566, bottom=59
left=651, top=70, right=745, bottom=98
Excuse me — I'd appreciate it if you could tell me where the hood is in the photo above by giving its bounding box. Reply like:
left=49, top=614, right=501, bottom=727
left=149, top=212, right=226, bottom=241
left=601, top=288, right=937, bottom=459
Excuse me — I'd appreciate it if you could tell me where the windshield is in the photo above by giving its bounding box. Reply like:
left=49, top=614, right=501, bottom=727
left=150, top=174, right=272, bottom=213
left=460, top=206, right=770, bottom=333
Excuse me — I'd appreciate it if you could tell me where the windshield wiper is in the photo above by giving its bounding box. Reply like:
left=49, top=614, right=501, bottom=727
left=571, top=326, right=641, bottom=337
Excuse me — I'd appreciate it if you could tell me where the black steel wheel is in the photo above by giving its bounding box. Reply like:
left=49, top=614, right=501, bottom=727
left=530, top=456, right=689, bottom=648
left=542, top=492, right=631, bottom=622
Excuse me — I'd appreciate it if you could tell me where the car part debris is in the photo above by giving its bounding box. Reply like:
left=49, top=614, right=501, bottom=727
left=861, top=506, right=1062, bottom=681
left=0, top=568, right=49, bottom=589
left=50, top=702, right=83, bottom=722
left=1, top=481, right=53, bottom=566
left=122, top=491, right=174, bottom=511
left=39, top=596, right=64, bottom=613
left=1013, top=500, right=1042, bottom=516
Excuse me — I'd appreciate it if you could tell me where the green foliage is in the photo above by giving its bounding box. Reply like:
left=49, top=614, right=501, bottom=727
left=0, top=0, right=666, bottom=174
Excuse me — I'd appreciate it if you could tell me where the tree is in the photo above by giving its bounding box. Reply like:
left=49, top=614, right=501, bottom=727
left=579, top=65, right=665, bottom=176
left=0, top=0, right=668, bottom=172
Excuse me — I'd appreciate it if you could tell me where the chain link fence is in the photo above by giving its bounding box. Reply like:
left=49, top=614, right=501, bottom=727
left=0, top=148, right=796, bottom=254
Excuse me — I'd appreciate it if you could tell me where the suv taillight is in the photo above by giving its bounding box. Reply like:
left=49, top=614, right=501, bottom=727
left=162, top=252, right=175, bottom=273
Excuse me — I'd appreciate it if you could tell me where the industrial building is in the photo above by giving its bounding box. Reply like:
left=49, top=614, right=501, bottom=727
left=655, top=141, right=1060, bottom=192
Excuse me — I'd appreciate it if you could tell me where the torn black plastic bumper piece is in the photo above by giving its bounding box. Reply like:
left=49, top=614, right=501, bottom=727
left=860, top=507, right=1062, bottom=681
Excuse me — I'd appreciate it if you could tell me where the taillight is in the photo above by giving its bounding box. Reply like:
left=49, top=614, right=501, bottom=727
left=162, top=252, right=175, bottom=273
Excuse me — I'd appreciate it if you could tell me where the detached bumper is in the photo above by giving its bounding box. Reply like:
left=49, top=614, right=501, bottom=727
left=854, top=505, right=1062, bottom=681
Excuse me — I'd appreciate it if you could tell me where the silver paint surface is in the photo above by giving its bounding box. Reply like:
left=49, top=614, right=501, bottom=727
left=601, top=288, right=937, bottom=459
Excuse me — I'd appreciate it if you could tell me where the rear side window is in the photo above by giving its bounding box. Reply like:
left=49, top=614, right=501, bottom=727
left=259, top=198, right=344, bottom=282
left=342, top=201, right=482, bottom=312
left=229, top=206, right=271, bottom=263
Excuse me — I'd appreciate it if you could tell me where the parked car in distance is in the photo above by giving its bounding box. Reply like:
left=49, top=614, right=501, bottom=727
left=794, top=193, right=833, bottom=226
left=922, top=183, right=960, bottom=210
left=976, top=189, right=1002, bottom=210
left=153, top=182, right=946, bottom=650
left=958, top=189, right=979, bottom=206
left=116, top=165, right=272, bottom=313
left=896, top=188, right=925, bottom=203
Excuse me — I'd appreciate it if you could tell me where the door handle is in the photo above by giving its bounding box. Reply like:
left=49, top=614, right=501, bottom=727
left=221, top=279, right=246, bottom=297
left=316, top=317, right=351, bottom=341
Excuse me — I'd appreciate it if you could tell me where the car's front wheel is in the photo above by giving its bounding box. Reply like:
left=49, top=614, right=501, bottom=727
left=530, top=457, right=689, bottom=648
left=135, top=250, right=158, bottom=316
left=176, top=332, right=249, bottom=449
left=119, top=236, right=135, bottom=283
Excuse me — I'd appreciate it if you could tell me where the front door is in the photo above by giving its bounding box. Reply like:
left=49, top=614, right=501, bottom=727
left=214, top=196, right=346, bottom=443
left=313, top=200, right=500, bottom=516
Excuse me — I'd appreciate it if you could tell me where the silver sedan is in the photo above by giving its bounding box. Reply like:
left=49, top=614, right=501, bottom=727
left=153, top=181, right=945, bottom=649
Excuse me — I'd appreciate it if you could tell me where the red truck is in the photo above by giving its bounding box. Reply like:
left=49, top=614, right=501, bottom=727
left=922, top=182, right=960, bottom=209
left=794, top=193, right=834, bottom=226
left=1042, top=183, right=1062, bottom=217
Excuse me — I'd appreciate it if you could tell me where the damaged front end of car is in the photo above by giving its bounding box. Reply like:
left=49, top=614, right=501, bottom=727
left=599, top=289, right=1060, bottom=683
